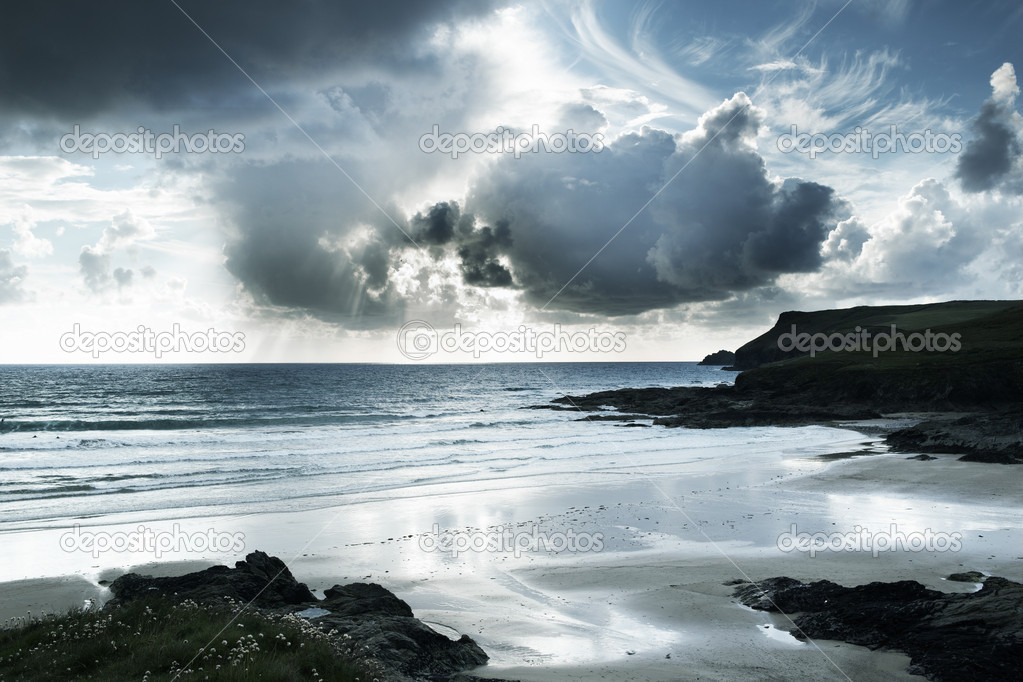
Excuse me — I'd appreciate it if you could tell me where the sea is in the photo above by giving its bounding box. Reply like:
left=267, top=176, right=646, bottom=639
left=0, top=363, right=859, bottom=532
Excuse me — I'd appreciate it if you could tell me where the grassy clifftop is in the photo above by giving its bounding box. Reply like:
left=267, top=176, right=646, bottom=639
left=732, top=300, right=1019, bottom=369
left=734, top=301, right=1023, bottom=409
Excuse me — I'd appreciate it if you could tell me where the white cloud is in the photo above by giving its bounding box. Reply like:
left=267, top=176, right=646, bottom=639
left=0, top=249, right=29, bottom=303
left=991, top=62, right=1019, bottom=104
left=567, top=1, right=720, bottom=123
left=8, top=206, right=53, bottom=258
left=795, top=178, right=1023, bottom=303
left=97, top=210, right=156, bottom=254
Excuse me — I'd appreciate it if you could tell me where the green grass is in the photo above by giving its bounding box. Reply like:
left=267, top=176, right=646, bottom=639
left=734, top=300, right=1023, bottom=369
left=735, top=303, right=1023, bottom=406
left=0, top=598, right=385, bottom=681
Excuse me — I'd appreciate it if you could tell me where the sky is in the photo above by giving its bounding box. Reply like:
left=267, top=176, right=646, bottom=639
left=1, top=0, right=1022, bottom=363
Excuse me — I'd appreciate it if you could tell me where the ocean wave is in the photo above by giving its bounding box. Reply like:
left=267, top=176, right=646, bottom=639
left=72, top=438, right=123, bottom=449
left=0, top=413, right=403, bottom=433
left=1, top=484, right=97, bottom=496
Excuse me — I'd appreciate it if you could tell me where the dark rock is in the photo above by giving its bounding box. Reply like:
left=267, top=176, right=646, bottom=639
left=537, top=384, right=879, bottom=429
left=698, top=350, right=736, bottom=366
left=321, top=582, right=416, bottom=618
left=314, top=612, right=488, bottom=679
left=313, top=582, right=489, bottom=678
left=107, top=550, right=315, bottom=608
left=106, top=552, right=490, bottom=680
left=733, top=575, right=1023, bottom=681
left=907, top=454, right=939, bottom=461
left=947, top=571, right=986, bottom=583
left=887, top=411, right=1023, bottom=464
left=572, top=413, right=653, bottom=422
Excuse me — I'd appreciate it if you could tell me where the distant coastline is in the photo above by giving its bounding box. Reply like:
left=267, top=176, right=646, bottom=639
left=551, top=299, right=1023, bottom=463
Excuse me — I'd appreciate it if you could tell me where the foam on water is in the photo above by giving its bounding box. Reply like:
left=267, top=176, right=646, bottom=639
left=0, top=363, right=869, bottom=529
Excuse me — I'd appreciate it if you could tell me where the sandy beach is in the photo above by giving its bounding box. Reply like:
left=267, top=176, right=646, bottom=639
left=3, top=422, right=1019, bottom=680
left=4, top=0, right=1023, bottom=676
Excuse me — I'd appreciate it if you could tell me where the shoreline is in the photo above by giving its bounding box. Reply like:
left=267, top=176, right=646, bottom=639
left=3, top=422, right=1020, bottom=680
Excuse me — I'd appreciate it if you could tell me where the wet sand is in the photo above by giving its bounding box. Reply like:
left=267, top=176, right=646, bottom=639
left=2, top=424, right=1019, bottom=680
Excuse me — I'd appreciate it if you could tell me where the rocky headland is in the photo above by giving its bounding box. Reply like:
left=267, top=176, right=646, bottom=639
left=531, top=300, right=1023, bottom=463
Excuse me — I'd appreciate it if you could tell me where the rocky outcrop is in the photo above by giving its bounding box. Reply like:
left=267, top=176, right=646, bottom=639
left=732, top=575, right=1023, bottom=681
left=885, top=411, right=1023, bottom=464
left=697, top=350, right=736, bottom=365
left=108, top=551, right=489, bottom=680
left=535, top=383, right=1021, bottom=461
left=533, top=301, right=1023, bottom=460
left=534, top=384, right=879, bottom=428
left=312, top=583, right=489, bottom=678
left=107, top=550, right=316, bottom=609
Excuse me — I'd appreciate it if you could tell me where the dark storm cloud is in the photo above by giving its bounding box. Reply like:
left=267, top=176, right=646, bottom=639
left=192, top=91, right=846, bottom=323
left=0, top=0, right=501, bottom=118
left=220, top=166, right=522, bottom=325
left=955, top=98, right=1023, bottom=194
left=457, top=220, right=513, bottom=287
left=739, top=179, right=838, bottom=272
left=408, top=201, right=513, bottom=287
left=219, top=159, right=407, bottom=325
left=410, top=201, right=459, bottom=246
left=465, top=93, right=846, bottom=315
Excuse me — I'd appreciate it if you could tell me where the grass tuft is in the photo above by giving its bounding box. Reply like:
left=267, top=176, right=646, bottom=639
left=0, top=597, right=387, bottom=681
